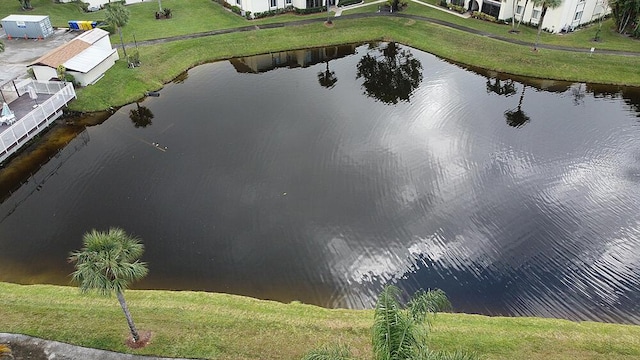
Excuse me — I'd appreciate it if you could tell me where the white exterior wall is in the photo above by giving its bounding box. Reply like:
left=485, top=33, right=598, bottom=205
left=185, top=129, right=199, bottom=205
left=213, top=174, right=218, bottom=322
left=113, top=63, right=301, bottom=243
left=60, top=0, right=150, bottom=8
left=460, top=0, right=608, bottom=32
left=512, top=0, right=609, bottom=32
left=30, top=66, right=58, bottom=83
left=226, top=0, right=321, bottom=15
left=69, top=50, right=119, bottom=86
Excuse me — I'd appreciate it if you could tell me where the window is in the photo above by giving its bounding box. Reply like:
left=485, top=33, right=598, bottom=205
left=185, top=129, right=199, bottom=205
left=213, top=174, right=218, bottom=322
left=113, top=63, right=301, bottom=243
left=286, top=0, right=292, bottom=4
left=516, top=5, right=523, bottom=14
left=237, top=0, right=241, bottom=4
left=270, top=0, right=276, bottom=7
left=574, top=11, right=583, bottom=21
left=532, top=9, right=540, bottom=19
left=306, top=0, right=321, bottom=7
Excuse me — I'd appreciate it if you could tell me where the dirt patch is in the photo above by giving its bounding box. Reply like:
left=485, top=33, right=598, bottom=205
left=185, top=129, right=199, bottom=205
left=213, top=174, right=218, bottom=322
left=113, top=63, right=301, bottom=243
left=126, top=331, right=153, bottom=349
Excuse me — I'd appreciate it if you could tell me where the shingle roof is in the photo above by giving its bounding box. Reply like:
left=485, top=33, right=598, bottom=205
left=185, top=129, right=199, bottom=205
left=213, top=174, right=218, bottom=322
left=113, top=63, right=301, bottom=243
left=29, top=38, right=90, bottom=68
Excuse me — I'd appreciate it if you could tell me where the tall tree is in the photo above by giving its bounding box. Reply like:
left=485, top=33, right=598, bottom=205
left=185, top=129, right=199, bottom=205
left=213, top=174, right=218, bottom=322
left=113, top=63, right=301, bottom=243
left=105, top=3, right=131, bottom=61
left=532, top=0, right=563, bottom=50
left=610, top=0, right=640, bottom=33
left=516, top=0, right=531, bottom=29
left=69, top=228, right=149, bottom=343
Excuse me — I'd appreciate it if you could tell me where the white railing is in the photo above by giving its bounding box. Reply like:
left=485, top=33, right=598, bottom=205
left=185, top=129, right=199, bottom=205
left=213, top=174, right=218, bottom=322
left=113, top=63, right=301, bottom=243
left=0, top=81, right=76, bottom=164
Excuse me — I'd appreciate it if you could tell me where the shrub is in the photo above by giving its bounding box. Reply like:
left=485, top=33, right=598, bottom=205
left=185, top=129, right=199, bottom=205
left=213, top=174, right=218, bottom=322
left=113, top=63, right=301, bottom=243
left=338, top=0, right=362, bottom=7
left=472, top=11, right=497, bottom=22
left=294, top=6, right=325, bottom=14
left=439, top=0, right=447, bottom=6
left=163, top=7, right=172, bottom=18
left=447, top=4, right=466, bottom=13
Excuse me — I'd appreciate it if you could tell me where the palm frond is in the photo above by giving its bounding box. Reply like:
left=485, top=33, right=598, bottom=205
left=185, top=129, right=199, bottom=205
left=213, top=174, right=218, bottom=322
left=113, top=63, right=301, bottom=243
left=419, top=348, right=480, bottom=360
left=301, top=343, right=354, bottom=360
left=372, top=285, right=418, bottom=360
left=409, top=289, right=451, bottom=323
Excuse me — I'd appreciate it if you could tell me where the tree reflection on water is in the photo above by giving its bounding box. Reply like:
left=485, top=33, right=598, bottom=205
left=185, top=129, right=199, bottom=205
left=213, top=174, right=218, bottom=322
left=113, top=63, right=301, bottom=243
left=356, top=42, right=423, bottom=105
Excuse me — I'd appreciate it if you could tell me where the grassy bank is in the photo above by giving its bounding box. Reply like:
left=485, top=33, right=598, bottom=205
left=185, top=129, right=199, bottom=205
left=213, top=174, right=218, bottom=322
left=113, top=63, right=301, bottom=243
left=1, top=282, right=640, bottom=359
left=1, top=0, right=639, bottom=112
left=69, top=16, right=640, bottom=111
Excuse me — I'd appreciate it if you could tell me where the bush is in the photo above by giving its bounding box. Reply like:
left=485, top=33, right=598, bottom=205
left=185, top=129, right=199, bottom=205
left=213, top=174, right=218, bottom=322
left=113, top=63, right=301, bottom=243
left=230, top=5, right=242, bottom=15
left=472, top=11, right=497, bottom=22
left=294, top=6, right=325, bottom=14
left=338, top=0, right=362, bottom=7
left=447, top=4, right=466, bottom=13
left=439, top=0, right=447, bottom=6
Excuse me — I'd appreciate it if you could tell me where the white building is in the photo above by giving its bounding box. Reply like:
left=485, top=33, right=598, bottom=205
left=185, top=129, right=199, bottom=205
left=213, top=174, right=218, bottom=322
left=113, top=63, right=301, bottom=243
left=28, top=28, right=119, bottom=86
left=456, top=0, right=609, bottom=33
left=58, top=0, right=148, bottom=9
left=224, top=0, right=331, bottom=17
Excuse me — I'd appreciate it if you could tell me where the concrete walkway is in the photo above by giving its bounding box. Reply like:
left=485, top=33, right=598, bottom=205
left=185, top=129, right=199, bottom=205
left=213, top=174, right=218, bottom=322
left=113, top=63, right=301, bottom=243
left=0, top=333, right=200, bottom=360
left=130, top=12, right=640, bottom=57
left=410, top=0, right=471, bottom=18
left=334, top=0, right=470, bottom=17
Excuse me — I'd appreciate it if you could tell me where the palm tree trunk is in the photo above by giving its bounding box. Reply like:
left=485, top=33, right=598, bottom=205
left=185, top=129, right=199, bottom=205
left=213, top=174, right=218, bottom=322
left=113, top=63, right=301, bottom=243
left=118, top=28, right=128, bottom=61
left=516, top=0, right=529, bottom=28
left=533, top=6, right=547, bottom=50
left=158, top=0, right=163, bottom=12
left=116, top=290, right=140, bottom=342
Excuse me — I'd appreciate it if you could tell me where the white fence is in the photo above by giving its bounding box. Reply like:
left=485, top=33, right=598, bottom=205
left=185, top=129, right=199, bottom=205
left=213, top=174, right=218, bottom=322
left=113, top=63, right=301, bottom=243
left=0, top=80, right=76, bottom=164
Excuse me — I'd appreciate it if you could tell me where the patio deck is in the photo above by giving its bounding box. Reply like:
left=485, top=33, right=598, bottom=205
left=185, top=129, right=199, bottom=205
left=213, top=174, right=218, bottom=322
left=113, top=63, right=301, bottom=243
left=0, top=80, right=76, bottom=165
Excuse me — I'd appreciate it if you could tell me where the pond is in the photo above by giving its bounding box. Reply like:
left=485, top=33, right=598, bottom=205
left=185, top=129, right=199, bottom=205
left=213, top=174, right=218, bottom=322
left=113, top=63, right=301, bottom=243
left=1, top=43, right=640, bottom=324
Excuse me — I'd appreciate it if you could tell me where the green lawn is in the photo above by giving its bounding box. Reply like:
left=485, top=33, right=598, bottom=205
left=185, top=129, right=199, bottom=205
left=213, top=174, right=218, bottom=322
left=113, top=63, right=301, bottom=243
left=1, top=282, right=640, bottom=360
left=69, top=16, right=640, bottom=112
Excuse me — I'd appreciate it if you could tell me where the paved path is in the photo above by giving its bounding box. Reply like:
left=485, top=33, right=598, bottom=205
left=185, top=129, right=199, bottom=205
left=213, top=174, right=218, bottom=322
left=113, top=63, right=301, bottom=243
left=0, top=333, right=200, bottom=360
left=131, top=10, right=640, bottom=57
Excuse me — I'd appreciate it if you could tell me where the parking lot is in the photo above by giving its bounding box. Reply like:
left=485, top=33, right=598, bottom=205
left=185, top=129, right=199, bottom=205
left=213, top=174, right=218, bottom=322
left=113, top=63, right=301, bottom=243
left=0, top=27, right=79, bottom=83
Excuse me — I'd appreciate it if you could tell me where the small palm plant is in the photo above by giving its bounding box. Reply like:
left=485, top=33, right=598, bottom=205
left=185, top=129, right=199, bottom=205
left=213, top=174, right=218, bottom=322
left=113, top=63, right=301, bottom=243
left=69, top=228, right=148, bottom=343
left=302, top=285, right=476, bottom=360
left=372, top=286, right=451, bottom=360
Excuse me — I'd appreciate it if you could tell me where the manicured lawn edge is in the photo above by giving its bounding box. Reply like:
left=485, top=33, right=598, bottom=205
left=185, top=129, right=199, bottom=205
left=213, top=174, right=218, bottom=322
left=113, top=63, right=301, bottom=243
left=70, top=17, right=640, bottom=112
left=2, top=282, right=640, bottom=360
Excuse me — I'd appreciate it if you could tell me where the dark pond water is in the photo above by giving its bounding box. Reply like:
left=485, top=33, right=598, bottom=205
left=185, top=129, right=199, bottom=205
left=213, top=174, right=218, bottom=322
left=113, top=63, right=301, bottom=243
left=2, top=43, right=640, bottom=324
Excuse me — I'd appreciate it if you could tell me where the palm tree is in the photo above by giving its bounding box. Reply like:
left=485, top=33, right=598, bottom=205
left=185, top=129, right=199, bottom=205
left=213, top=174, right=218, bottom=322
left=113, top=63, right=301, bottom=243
left=516, top=0, right=530, bottom=29
left=373, top=286, right=451, bottom=360
left=302, top=286, right=475, bottom=360
left=532, top=0, right=562, bottom=50
left=105, top=3, right=131, bottom=61
left=69, top=228, right=148, bottom=343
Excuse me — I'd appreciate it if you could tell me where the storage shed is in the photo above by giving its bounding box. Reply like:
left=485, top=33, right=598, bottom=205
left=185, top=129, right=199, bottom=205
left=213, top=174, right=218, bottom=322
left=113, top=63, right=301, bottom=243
left=28, top=28, right=119, bottom=86
left=1, top=15, right=54, bottom=39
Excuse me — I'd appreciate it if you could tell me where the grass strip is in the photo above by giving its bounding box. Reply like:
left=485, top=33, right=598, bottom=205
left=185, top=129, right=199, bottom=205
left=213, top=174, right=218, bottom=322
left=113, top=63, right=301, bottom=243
left=69, top=17, right=640, bottom=112
left=2, top=282, right=640, bottom=360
